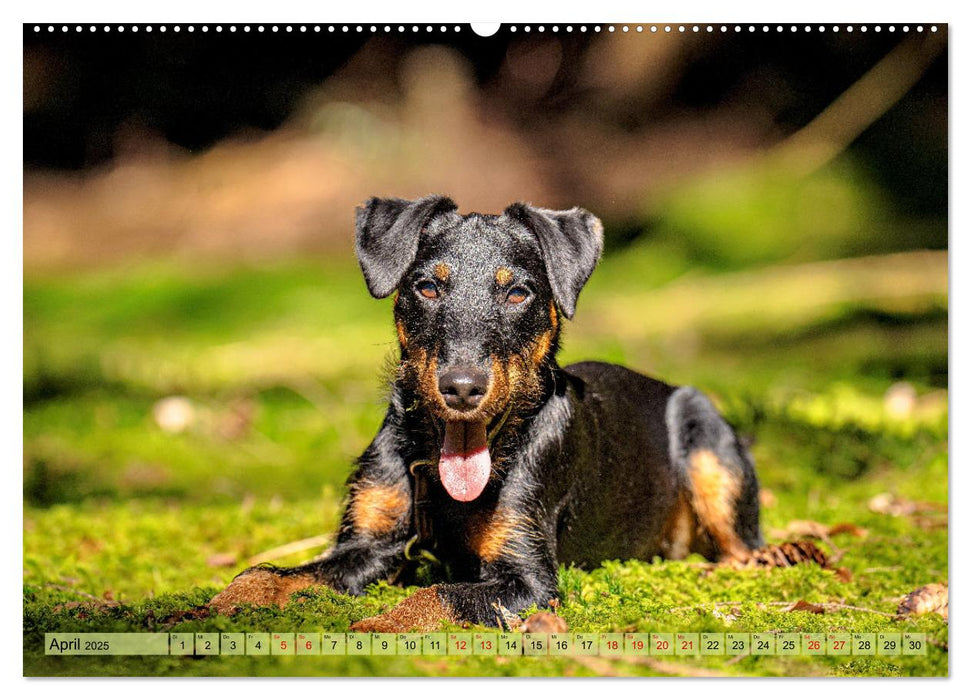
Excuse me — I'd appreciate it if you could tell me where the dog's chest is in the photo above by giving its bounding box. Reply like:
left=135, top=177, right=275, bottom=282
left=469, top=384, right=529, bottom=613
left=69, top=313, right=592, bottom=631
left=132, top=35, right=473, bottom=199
left=417, top=492, right=528, bottom=570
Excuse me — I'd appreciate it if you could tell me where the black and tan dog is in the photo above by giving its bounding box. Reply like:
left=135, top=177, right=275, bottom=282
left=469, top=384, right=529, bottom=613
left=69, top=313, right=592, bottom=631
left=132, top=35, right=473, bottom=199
left=210, top=195, right=764, bottom=631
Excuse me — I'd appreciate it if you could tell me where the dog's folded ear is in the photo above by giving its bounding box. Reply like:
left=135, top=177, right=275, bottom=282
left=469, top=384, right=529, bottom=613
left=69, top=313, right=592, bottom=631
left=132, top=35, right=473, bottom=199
left=355, top=195, right=458, bottom=298
left=504, top=203, right=604, bottom=319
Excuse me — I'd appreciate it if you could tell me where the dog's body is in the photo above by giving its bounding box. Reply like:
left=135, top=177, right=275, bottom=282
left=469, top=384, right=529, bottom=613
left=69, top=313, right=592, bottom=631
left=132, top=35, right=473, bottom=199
left=211, top=196, right=763, bottom=630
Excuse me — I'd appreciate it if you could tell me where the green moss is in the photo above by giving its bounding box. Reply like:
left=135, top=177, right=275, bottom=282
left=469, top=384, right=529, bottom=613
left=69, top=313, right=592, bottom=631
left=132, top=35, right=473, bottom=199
left=23, top=253, right=947, bottom=676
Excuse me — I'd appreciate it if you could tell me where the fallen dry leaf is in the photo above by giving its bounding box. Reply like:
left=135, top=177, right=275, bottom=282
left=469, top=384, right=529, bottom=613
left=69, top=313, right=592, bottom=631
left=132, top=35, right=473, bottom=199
left=759, top=489, right=777, bottom=508
left=736, top=540, right=830, bottom=569
left=869, top=493, right=946, bottom=517
left=835, top=567, right=854, bottom=583
left=52, top=599, right=120, bottom=614
left=769, top=520, right=828, bottom=540
left=217, top=397, right=257, bottom=440
left=827, top=522, right=868, bottom=537
left=770, top=520, right=868, bottom=540
left=897, top=583, right=948, bottom=621
left=784, top=600, right=826, bottom=614
left=521, top=611, right=568, bottom=633
left=163, top=605, right=213, bottom=626
left=206, top=553, right=238, bottom=568
left=712, top=606, right=741, bottom=624
left=913, top=515, right=949, bottom=530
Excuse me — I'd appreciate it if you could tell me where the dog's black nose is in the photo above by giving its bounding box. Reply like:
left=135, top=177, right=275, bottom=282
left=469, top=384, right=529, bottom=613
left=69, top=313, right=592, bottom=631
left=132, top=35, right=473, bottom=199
left=439, top=367, right=489, bottom=411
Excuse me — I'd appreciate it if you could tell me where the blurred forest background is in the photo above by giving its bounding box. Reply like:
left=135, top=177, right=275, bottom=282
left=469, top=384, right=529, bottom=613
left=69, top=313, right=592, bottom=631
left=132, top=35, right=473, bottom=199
left=24, top=25, right=946, bottom=266
left=24, top=25, right=948, bottom=677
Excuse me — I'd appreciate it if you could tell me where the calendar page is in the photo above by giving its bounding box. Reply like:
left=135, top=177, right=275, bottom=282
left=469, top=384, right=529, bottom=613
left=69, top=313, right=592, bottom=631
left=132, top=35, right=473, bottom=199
left=23, top=17, right=948, bottom=679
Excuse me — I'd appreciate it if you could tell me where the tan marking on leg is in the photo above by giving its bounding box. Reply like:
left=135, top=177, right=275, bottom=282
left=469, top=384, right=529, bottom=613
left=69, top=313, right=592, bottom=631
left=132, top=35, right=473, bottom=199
left=349, top=483, right=410, bottom=536
left=687, top=449, right=749, bottom=561
left=495, top=267, right=513, bottom=286
left=661, top=494, right=695, bottom=560
left=433, top=262, right=450, bottom=282
left=350, top=586, right=457, bottom=632
left=467, top=508, right=531, bottom=563
left=209, top=569, right=318, bottom=614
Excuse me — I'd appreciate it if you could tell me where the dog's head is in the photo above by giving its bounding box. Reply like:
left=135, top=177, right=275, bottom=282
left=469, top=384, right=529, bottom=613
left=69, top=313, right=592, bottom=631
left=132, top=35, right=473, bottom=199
left=354, top=195, right=603, bottom=501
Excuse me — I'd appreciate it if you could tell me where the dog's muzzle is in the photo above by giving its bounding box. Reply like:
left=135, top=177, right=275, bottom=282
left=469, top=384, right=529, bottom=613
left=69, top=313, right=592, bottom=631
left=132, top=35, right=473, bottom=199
left=436, top=365, right=492, bottom=501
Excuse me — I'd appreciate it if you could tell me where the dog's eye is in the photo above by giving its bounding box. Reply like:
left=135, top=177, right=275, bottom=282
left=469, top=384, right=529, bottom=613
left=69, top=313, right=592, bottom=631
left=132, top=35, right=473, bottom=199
left=416, top=280, right=440, bottom=300
left=506, top=286, right=530, bottom=305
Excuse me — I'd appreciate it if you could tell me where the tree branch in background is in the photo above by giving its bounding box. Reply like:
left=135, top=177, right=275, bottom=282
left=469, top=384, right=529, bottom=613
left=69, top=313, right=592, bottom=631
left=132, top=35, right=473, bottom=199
left=774, top=31, right=946, bottom=176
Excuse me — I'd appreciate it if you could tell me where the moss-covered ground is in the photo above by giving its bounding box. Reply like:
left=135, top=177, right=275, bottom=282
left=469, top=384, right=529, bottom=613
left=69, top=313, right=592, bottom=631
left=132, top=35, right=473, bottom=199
left=23, top=244, right=948, bottom=676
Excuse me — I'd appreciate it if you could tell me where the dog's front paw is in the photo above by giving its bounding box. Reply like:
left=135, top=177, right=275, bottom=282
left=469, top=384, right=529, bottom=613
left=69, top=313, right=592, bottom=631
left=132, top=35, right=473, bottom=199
left=348, top=614, right=407, bottom=633
left=209, top=567, right=318, bottom=615
left=350, top=586, right=457, bottom=633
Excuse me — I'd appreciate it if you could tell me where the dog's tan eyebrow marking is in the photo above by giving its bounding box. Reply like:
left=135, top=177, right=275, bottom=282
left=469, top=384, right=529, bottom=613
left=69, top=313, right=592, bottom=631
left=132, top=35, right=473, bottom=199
left=433, top=262, right=450, bottom=281
left=495, top=267, right=513, bottom=286
left=349, top=484, right=410, bottom=536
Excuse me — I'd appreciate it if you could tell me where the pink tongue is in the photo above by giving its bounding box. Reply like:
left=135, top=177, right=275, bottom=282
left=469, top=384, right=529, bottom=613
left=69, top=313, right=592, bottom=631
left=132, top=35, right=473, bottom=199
left=439, top=420, right=491, bottom=502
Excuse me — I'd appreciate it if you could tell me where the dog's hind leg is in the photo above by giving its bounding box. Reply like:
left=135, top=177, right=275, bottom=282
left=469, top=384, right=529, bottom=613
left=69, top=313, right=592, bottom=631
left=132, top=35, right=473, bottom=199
left=666, top=386, right=763, bottom=561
